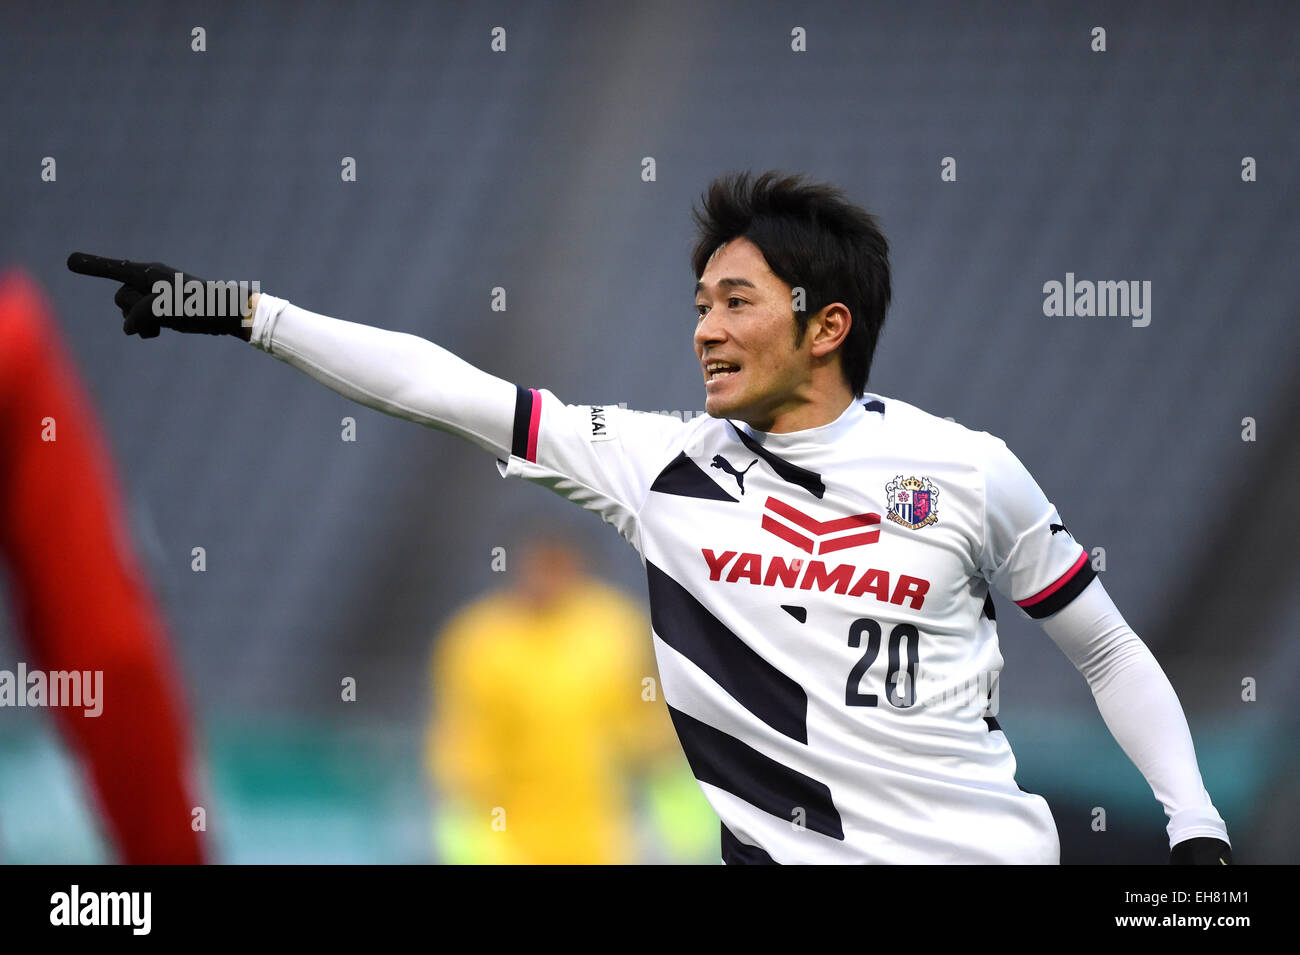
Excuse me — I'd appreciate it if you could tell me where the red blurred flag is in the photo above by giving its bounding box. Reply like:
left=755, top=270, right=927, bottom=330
left=0, top=268, right=205, bottom=863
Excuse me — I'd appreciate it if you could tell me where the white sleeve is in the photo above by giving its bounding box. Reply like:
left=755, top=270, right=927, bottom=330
left=493, top=389, right=689, bottom=550
left=248, top=293, right=516, bottom=458
left=978, top=435, right=1095, bottom=619
left=248, top=293, right=688, bottom=550
left=1036, top=575, right=1231, bottom=849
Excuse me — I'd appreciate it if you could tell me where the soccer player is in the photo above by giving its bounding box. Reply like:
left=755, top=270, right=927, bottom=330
left=68, top=170, right=1232, bottom=864
left=427, top=529, right=708, bottom=864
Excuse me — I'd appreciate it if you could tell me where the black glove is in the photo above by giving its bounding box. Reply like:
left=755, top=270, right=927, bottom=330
left=67, top=252, right=253, bottom=340
left=1170, top=837, right=1232, bottom=864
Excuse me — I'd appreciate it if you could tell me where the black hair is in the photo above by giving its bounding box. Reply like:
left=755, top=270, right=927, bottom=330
left=690, top=170, right=891, bottom=397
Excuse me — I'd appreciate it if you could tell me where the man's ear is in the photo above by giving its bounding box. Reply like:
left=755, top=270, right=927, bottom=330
left=809, top=303, right=852, bottom=358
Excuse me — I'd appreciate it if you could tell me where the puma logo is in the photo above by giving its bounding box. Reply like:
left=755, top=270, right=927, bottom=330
left=1050, top=522, right=1069, bottom=536
left=711, top=455, right=758, bottom=494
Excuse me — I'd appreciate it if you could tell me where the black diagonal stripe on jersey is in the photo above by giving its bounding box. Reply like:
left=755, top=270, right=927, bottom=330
left=728, top=423, right=826, bottom=499
left=781, top=604, right=807, bottom=623
left=982, top=594, right=996, bottom=621
left=1022, top=562, right=1098, bottom=619
left=862, top=398, right=885, bottom=414
left=984, top=715, right=1002, bottom=732
left=721, top=824, right=779, bottom=864
left=647, top=561, right=808, bottom=742
left=649, top=451, right=738, bottom=502
left=668, top=704, right=844, bottom=840
left=510, top=385, right=535, bottom=460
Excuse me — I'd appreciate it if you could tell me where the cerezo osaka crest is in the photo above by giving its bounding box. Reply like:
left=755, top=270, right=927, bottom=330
left=886, top=475, right=939, bottom=530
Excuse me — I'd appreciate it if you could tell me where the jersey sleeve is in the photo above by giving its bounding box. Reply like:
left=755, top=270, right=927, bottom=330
left=249, top=294, right=689, bottom=552
left=978, top=435, right=1095, bottom=618
left=249, top=294, right=517, bottom=459
left=496, top=389, right=689, bottom=550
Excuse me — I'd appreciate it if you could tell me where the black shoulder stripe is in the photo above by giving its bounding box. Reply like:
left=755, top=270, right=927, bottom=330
left=650, top=451, right=738, bottom=502
left=862, top=398, right=885, bottom=414
left=510, top=385, right=535, bottom=460
left=729, top=422, right=826, bottom=499
left=1022, top=562, right=1098, bottom=619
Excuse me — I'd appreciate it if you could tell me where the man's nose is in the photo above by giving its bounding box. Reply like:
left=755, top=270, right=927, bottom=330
left=694, top=308, right=726, bottom=349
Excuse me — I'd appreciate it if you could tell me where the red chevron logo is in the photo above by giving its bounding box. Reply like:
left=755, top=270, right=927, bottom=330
left=761, top=496, right=881, bottom=555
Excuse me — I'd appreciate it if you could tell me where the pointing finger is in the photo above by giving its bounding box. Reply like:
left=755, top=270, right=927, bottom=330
left=67, top=252, right=151, bottom=288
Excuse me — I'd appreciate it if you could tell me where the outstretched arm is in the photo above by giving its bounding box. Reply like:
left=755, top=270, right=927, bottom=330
left=66, top=255, right=518, bottom=459
left=68, top=253, right=691, bottom=548
left=245, top=292, right=516, bottom=459
left=1036, top=576, right=1231, bottom=863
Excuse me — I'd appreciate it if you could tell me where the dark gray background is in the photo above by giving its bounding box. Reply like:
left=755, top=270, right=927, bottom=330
left=1, top=0, right=1295, bottom=863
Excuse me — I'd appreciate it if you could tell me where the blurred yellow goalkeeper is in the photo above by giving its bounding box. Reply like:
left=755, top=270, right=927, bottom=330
left=426, top=528, right=716, bottom=864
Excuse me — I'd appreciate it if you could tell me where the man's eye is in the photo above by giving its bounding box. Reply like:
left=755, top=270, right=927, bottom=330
left=696, top=304, right=708, bottom=317
left=728, top=297, right=745, bottom=307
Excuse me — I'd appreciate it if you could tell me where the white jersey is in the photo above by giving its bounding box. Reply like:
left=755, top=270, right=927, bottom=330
left=247, top=294, right=1231, bottom=864
left=499, top=388, right=1093, bottom=863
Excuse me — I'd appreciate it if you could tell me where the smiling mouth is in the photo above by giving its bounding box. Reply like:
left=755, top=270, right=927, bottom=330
left=705, top=360, right=741, bottom=382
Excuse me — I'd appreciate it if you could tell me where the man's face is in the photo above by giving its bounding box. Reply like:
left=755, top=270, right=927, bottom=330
left=514, top=540, right=581, bottom=609
left=693, top=237, right=809, bottom=428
